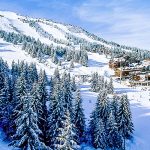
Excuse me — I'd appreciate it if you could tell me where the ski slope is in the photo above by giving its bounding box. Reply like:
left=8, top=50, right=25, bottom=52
left=0, top=10, right=110, bottom=49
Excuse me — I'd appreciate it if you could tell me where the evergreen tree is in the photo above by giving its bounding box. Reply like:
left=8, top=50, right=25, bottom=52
left=107, top=111, right=123, bottom=150
left=31, top=82, right=49, bottom=145
left=27, top=63, right=38, bottom=88
left=73, top=89, right=85, bottom=144
left=107, top=77, right=114, bottom=94
left=111, top=95, right=120, bottom=121
left=0, top=75, right=12, bottom=138
left=89, top=110, right=97, bottom=145
left=71, top=76, right=77, bottom=92
left=90, top=89, right=109, bottom=147
left=10, top=72, right=28, bottom=138
left=91, top=72, right=99, bottom=92
left=96, top=89, right=109, bottom=125
left=14, top=71, right=27, bottom=101
left=70, top=60, right=74, bottom=68
left=61, top=72, right=73, bottom=119
left=10, top=94, right=48, bottom=150
left=48, top=79, right=64, bottom=148
left=52, top=52, right=58, bottom=64
left=97, top=76, right=104, bottom=91
left=13, top=72, right=27, bottom=114
left=53, top=68, right=60, bottom=82
left=93, top=118, right=107, bottom=149
left=117, top=95, right=134, bottom=150
left=54, top=109, right=78, bottom=150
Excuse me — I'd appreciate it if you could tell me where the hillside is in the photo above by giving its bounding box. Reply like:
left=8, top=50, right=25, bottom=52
left=0, top=11, right=108, bottom=47
left=0, top=10, right=150, bottom=150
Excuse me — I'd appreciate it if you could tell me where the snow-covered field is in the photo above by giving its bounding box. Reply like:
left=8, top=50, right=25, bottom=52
left=0, top=37, right=150, bottom=149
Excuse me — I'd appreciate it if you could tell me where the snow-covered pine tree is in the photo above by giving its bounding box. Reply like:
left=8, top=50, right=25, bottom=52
left=107, top=111, right=123, bottom=150
left=52, top=52, right=58, bottom=64
left=48, top=79, right=64, bottom=148
left=73, top=88, right=85, bottom=144
left=117, top=95, right=134, bottom=150
left=10, top=94, right=48, bottom=150
left=73, top=51, right=80, bottom=63
left=0, top=73, right=12, bottom=138
left=61, top=72, right=74, bottom=119
left=89, top=110, right=97, bottom=145
left=37, top=49, right=42, bottom=62
left=4, top=62, right=19, bottom=139
left=14, top=71, right=27, bottom=103
left=79, top=50, right=88, bottom=67
left=123, top=95, right=134, bottom=139
left=90, top=88, right=109, bottom=147
left=53, top=67, right=60, bottom=82
left=90, top=72, right=99, bottom=92
left=111, top=95, right=120, bottom=121
left=97, top=75, right=104, bottom=91
left=11, top=60, right=18, bottom=76
left=36, top=70, right=49, bottom=145
left=22, top=62, right=29, bottom=82
left=10, top=71, right=28, bottom=137
left=71, top=76, right=77, bottom=92
left=70, top=60, right=75, bottom=69
left=96, top=89, right=109, bottom=125
left=27, top=63, right=38, bottom=88
left=93, top=117, right=107, bottom=149
left=13, top=71, right=27, bottom=112
left=107, top=77, right=114, bottom=94
left=38, top=69, right=47, bottom=86
left=54, top=109, right=79, bottom=150
left=31, top=82, right=49, bottom=145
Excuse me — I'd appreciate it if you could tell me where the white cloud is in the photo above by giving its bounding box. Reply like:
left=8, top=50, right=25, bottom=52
left=74, top=0, right=150, bottom=49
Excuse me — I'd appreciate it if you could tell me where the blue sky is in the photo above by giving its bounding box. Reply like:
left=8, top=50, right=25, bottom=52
left=0, top=0, right=150, bottom=49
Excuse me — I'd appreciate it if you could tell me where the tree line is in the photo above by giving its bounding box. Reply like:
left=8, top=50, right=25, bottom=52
left=90, top=72, right=134, bottom=150
left=0, top=58, right=134, bottom=149
left=0, top=30, right=88, bottom=67
left=0, top=58, right=85, bottom=149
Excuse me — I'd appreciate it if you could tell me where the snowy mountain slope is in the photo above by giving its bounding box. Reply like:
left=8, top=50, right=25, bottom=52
left=0, top=10, right=150, bottom=150
left=0, top=16, right=17, bottom=33
left=1, top=10, right=149, bottom=53
left=1, top=37, right=150, bottom=150
left=0, top=38, right=57, bottom=77
left=0, top=10, right=114, bottom=49
left=0, top=11, right=79, bottom=45
left=0, top=37, right=109, bottom=78
left=38, top=22, right=67, bottom=41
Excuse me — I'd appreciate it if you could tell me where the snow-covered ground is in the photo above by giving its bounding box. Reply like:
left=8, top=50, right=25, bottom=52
left=0, top=38, right=150, bottom=149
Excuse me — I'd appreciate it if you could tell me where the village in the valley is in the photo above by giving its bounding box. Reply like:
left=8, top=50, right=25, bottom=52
left=109, top=56, right=150, bottom=87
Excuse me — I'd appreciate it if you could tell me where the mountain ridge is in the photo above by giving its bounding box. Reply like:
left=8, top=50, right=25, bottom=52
left=0, top=10, right=149, bottom=52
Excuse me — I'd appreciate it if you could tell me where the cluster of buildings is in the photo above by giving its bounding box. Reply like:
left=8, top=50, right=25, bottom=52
left=109, top=58, right=150, bottom=86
